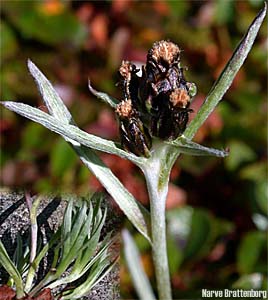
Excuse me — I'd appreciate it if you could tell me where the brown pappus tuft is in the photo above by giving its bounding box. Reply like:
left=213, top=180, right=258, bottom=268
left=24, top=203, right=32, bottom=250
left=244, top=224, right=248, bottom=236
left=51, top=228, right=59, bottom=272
left=148, top=40, right=181, bottom=65
left=169, top=88, right=190, bottom=108
left=115, top=99, right=134, bottom=118
left=119, top=61, right=134, bottom=82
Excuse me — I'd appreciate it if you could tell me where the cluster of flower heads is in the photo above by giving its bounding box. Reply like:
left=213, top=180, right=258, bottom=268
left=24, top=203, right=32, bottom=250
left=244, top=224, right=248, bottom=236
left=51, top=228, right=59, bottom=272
left=115, top=40, right=197, bottom=157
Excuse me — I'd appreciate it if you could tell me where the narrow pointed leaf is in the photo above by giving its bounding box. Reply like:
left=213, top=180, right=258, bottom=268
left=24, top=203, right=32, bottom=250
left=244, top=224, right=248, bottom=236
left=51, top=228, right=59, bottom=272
left=1, top=100, right=150, bottom=240
left=88, top=80, right=119, bottom=108
left=0, top=241, right=24, bottom=298
left=167, top=136, right=229, bottom=157
left=13, top=234, right=23, bottom=273
left=28, top=60, right=75, bottom=125
left=28, top=61, right=149, bottom=240
left=79, top=235, right=115, bottom=275
left=123, top=229, right=156, bottom=300
left=61, top=256, right=118, bottom=300
left=52, top=217, right=96, bottom=280
left=2, top=60, right=151, bottom=240
left=28, top=59, right=78, bottom=147
left=76, top=146, right=151, bottom=241
left=68, top=201, right=88, bottom=248
left=49, top=222, right=113, bottom=288
left=25, top=230, right=61, bottom=294
left=184, top=3, right=267, bottom=140
left=1, top=101, right=146, bottom=165
left=62, top=199, right=73, bottom=259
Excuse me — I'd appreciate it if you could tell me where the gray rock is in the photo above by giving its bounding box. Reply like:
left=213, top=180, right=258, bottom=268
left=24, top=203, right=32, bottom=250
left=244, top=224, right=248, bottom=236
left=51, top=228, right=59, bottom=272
left=0, top=188, right=121, bottom=300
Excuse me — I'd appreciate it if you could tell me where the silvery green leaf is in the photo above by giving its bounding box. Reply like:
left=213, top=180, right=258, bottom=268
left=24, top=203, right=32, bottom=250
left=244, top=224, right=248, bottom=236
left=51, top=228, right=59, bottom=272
left=78, top=235, right=115, bottom=276
left=68, top=200, right=88, bottom=249
left=49, top=235, right=115, bottom=289
left=0, top=240, right=24, bottom=298
left=76, top=146, right=151, bottom=241
left=48, top=202, right=108, bottom=288
left=60, top=250, right=118, bottom=300
left=1, top=100, right=150, bottom=240
left=167, top=136, right=229, bottom=157
left=25, top=230, right=61, bottom=294
left=25, top=61, right=150, bottom=240
left=28, top=60, right=75, bottom=125
left=88, top=79, right=119, bottom=108
left=2, top=101, right=145, bottom=165
left=61, top=199, right=73, bottom=260
left=28, top=60, right=79, bottom=146
left=184, top=3, right=267, bottom=140
left=123, top=229, right=156, bottom=300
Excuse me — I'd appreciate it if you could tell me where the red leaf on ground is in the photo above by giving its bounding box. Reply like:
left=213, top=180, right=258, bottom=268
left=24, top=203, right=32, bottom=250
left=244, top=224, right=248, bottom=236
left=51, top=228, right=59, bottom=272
left=0, top=286, right=16, bottom=300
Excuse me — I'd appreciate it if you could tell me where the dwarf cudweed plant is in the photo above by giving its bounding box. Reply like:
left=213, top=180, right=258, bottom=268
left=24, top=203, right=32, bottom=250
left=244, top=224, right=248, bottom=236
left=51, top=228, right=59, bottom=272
left=0, top=193, right=118, bottom=299
left=1, top=4, right=266, bottom=300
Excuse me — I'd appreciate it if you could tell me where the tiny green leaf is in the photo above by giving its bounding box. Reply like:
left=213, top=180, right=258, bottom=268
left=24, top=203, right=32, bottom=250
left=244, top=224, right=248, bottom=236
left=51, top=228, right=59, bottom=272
left=88, top=79, right=119, bottom=108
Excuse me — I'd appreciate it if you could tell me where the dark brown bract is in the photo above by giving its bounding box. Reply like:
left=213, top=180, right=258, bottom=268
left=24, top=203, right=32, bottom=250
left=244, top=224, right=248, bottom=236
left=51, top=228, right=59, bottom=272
left=116, top=63, right=151, bottom=158
left=116, top=99, right=151, bottom=158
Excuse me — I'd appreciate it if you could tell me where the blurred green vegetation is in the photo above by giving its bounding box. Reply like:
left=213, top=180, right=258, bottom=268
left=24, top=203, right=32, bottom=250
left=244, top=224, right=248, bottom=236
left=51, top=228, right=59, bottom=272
left=0, top=1, right=267, bottom=299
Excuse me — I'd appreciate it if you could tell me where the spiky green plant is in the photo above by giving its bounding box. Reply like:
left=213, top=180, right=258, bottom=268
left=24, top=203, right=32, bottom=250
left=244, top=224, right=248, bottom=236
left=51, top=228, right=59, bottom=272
left=0, top=193, right=117, bottom=299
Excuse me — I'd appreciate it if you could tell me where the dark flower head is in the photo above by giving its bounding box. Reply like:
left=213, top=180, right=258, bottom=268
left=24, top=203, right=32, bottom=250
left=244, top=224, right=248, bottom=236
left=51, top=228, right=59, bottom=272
left=116, top=40, right=196, bottom=155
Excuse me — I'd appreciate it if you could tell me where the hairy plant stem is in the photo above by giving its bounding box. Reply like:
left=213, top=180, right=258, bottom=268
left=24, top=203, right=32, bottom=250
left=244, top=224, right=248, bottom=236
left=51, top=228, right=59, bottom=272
left=142, top=142, right=177, bottom=300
